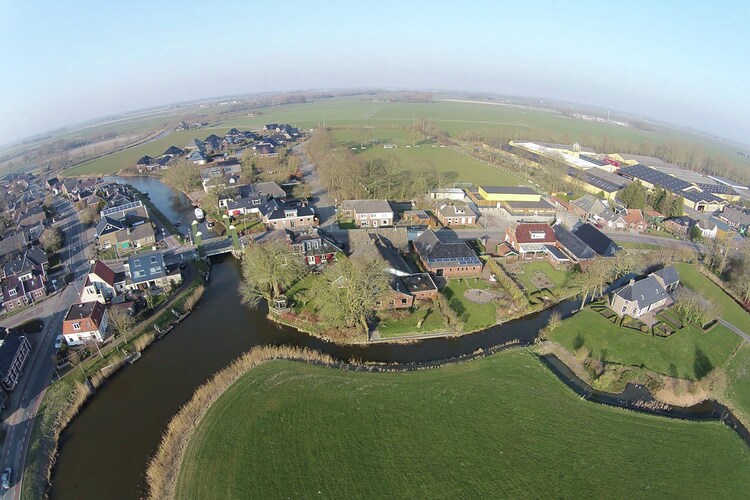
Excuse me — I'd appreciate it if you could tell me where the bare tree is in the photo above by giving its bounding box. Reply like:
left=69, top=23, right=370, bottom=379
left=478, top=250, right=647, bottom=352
left=239, top=241, right=306, bottom=308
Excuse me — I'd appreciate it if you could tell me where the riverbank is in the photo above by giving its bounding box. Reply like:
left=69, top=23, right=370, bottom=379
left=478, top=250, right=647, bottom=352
left=150, top=345, right=750, bottom=499
left=21, top=260, right=208, bottom=500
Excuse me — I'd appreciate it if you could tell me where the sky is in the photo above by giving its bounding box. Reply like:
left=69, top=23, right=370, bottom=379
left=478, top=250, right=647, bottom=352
left=1, top=0, right=748, bottom=145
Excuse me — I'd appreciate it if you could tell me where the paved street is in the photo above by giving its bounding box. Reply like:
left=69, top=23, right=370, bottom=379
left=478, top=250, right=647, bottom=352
left=0, top=197, right=91, bottom=499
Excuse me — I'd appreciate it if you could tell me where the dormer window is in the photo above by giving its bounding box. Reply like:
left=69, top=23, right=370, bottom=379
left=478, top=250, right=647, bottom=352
left=530, top=231, right=546, bottom=240
left=73, top=322, right=81, bottom=330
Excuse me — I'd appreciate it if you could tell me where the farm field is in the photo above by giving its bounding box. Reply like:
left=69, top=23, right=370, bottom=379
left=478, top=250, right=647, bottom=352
left=550, top=308, right=740, bottom=380
left=175, top=353, right=750, bottom=499
left=356, top=145, right=524, bottom=186
left=59, top=96, right=750, bottom=178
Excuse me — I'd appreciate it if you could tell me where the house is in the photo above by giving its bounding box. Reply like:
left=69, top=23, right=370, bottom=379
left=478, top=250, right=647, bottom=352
left=136, top=155, right=154, bottom=166
left=200, top=161, right=242, bottom=191
left=570, top=194, right=609, bottom=219
left=163, top=146, right=184, bottom=156
left=2, top=246, right=48, bottom=281
left=0, top=330, right=31, bottom=391
left=553, top=224, right=595, bottom=262
left=259, top=199, right=316, bottom=230
left=254, top=142, right=277, bottom=156
left=0, top=232, right=28, bottom=262
left=18, top=205, right=48, bottom=229
left=80, top=260, right=123, bottom=303
left=663, top=216, right=694, bottom=235
left=400, top=210, right=436, bottom=228
left=187, top=151, right=208, bottom=165
left=696, top=219, right=718, bottom=239
left=46, top=177, right=60, bottom=194
left=123, top=250, right=182, bottom=291
left=96, top=202, right=153, bottom=251
left=436, top=202, right=476, bottom=226
left=400, top=273, right=439, bottom=301
left=221, top=182, right=285, bottom=215
left=505, top=223, right=556, bottom=259
left=284, top=227, right=343, bottom=267
left=62, top=301, right=110, bottom=346
left=652, top=265, right=680, bottom=292
left=413, top=229, right=483, bottom=278
left=622, top=209, right=645, bottom=232
left=718, top=206, right=750, bottom=232
left=340, top=200, right=394, bottom=228
left=203, top=134, right=222, bottom=153
left=495, top=242, right=519, bottom=263
left=611, top=275, right=671, bottom=318
left=570, top=223, right=617, bottom=257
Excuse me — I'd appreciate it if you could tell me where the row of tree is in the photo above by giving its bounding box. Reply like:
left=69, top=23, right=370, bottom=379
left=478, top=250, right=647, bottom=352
left=618, top=182, right=683, bottom=217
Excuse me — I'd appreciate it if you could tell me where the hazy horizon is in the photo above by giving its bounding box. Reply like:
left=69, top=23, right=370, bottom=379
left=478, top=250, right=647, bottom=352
left=2, top=0, right=748, bottom=146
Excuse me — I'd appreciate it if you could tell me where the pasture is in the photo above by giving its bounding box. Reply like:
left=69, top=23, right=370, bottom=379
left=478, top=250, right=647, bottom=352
left=175, top=353, right=750, bottom=499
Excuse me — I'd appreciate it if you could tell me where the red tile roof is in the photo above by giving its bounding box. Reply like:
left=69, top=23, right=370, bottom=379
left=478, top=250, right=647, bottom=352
left=90, top=260, right=115, bottom=286
left=514, top=223, right=556, bottom=244
left=62, top=301, right=106, bottom=336
left=623, top=209, right=644, bottom=224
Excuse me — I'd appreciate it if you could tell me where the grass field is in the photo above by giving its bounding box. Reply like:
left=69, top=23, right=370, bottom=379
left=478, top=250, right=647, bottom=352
left=377, top=305, right=447, bottom=338
left=330, top=126, right=421, bottom=148
left=175, top=352, right=750, bottom=499
left=551, top=309, right=740, bottom=380
left=357, top=145, right=524, bottom=186
left=59, top=96, right=750, bottom=178
left=515, top=261, right=572, bottom=291
left=674, top=263, right=750, bottom=330
left=442, top=279, right=497, bottom=332
left=726, top=343, right=750, bottom=422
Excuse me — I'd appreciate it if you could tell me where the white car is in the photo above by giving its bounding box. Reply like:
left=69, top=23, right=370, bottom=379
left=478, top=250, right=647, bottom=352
left=1, top=468, right=11, bottom=490
left=54, top=335, right=63, bottom=349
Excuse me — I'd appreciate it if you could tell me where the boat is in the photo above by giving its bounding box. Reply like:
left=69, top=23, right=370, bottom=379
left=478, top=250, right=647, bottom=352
left=194, top=207, right=205, bottom=221
left=127, top=351, right=142, bottom=364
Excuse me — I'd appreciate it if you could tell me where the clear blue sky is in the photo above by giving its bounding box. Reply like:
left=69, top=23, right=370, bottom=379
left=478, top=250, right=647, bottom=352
left=1, top=0, right=748, bottom=145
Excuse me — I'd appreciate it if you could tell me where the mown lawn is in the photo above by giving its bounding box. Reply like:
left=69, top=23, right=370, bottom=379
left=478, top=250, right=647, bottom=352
left=176, top=353, right=750, bottom=499
left=551, top=309, right=741, bottom=380
left=516, top=261, right=572, bottom=291
left=357, top=145, right=523, bottom=186
left=675, top=263, right=750, bottom=330
left=441, top=278, right=497, bottom=332
left=377, top=305, right=447, bottom=338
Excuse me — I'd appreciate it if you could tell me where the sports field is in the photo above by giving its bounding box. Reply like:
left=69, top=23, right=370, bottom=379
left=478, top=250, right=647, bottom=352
left=175, top=352, right=750, bottom=499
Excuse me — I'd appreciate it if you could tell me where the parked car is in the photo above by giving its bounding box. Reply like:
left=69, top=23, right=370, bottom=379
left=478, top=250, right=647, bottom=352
left=2, top=468, right=12, bottom=489
left=54, top=335, right=63, bottom=349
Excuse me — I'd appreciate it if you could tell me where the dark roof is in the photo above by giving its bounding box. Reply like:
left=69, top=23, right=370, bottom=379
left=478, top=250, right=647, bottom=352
left=553, top=225, right=595, bottom=260
left=613, top=276, right=668, bottom=309
left=619, top=164, right=692, bottom=191
left=545, top=245, right=569, bottom=261
left=136, top=155, right=153, bottom=165
left=664, top=216, right=694, bottom=227
left=571, top=223, right=617, bottom=257
left=0, top=330, right=27, bottom=380
left=480, top=186, right=537, bottom=195
left=568, top=167, right=629, bottom=193
left=126, top=251, right=166, bottom=284
left=579, top=155, right=609, bottom=167
left=400, top=273, right=437, bottom=294
left=652, top=265, right=679, bottom=286
left=90, top=260, right=116, bottom=286
left=163, top=146, right=184, bottom=156
left=414, top=229, right=481, bottom=268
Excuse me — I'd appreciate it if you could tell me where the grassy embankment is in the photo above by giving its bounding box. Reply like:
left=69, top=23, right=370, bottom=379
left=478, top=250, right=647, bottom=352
left=21, top=261, right=208, bottom=500
left=170, top=349, right=750, bottom=499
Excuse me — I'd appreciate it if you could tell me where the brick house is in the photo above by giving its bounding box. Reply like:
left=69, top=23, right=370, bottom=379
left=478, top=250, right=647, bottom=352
left=436, top=202, right=476, bottom=226
left=62, top=301, right=110, bottom=346
left=340, top=200, right=394, bottom=228
left=413, top=229, right=483, bottom=278
left=505, top=223, right=556, bottom=259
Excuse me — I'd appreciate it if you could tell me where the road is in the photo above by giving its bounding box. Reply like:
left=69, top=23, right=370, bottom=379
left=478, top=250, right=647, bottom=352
left=719, top=319, right=750, bottom=343
left=602, top=229, right=705, bottom=252
left=0, top=197, right=91, bottom=499
left=293, top=142, right=335, bottom=227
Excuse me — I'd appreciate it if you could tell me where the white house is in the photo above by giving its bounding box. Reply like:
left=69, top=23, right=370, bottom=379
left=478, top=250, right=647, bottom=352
left=79, top=260, right=123, bottom=304
left=62, top=302, right=110, bottom=346
left=696, top=219, right=718, bottom=239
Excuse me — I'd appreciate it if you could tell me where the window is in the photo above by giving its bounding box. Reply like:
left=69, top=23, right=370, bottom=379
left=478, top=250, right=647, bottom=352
left=530, top=231, right=546, bottom=240
left=361, top=221, right=369, bottom=227
left=252, top=199, right=261, bottom=205
left=359, top=214, right=367, bottom=219
left=382, top=220, right=388, bottom=225
left=401, top=298, right=408, bottom=304
left=73, top=322, right=81, bottom=330
left=133, top=260, right=141, bottom=268
left=150, top=256, right=158, bottom=264
left=621, top=306, right=627, bottom=313
left=8, top=289, right=16, bottom=297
